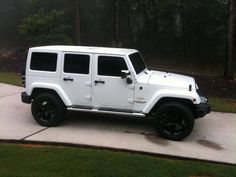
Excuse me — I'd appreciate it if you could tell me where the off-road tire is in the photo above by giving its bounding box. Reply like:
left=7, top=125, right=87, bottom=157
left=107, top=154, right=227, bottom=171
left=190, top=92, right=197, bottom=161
left=154, top=102, right=194, bottom=141
left=31, top=93, right=65, bottom=127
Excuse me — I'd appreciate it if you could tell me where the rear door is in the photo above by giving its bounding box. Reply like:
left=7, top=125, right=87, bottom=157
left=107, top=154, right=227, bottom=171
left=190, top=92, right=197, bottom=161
left=61, top=52, right=92, bottom=106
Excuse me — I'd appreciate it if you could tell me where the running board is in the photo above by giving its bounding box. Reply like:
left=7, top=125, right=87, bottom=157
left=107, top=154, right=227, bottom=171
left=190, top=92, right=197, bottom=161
left=67, top=107, right=146, bottom=117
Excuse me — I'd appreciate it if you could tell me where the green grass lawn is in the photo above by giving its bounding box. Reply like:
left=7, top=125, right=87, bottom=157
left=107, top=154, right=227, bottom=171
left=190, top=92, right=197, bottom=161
left=0, top=72, right=236, bottom=113
left=0, top=72, right=22, bottom=86
left=0, top=143, right=235, bottom=177
left=208, top=97, right=236, bottom=113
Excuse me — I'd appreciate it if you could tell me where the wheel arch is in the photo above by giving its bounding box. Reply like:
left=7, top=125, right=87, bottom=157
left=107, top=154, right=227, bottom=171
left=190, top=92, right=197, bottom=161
left=142, top=89, right=200, bottom=114
left=29, top=83, right=72, bottom=106
left=147, top=97, right=194, bottom=115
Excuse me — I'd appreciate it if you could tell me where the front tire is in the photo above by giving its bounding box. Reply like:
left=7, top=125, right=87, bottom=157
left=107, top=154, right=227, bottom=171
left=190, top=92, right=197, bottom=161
left=31, top=93, right=65, bottom=127
left=154, top=102, right=194, bottom=141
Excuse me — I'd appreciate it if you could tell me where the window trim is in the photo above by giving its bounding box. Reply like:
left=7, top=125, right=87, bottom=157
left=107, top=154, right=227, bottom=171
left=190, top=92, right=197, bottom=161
left=29, top=52, right=58, bottom=72
left=63, top=53, right=91, bottom=75
left=97, top=55, right=129, bottom=77
left=129, top=52, right=147, bottom=75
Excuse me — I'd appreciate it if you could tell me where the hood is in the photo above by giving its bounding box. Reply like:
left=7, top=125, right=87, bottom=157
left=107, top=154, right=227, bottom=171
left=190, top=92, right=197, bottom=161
left=148, top=70, right=196, bottom=90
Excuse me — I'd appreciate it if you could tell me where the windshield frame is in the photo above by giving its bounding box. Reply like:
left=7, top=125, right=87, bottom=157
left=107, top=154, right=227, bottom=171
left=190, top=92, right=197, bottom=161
left=129, top=52, right=147, bottom=75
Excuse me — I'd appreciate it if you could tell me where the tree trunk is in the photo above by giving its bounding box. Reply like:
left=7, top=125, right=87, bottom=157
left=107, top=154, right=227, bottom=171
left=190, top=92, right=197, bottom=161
left=126, top=0, right=133, bottom=46
left=142, top=0, right=150, bottom=49
left=180, top=0, right=187, bottom=56
left=224, top=0, right=235, bottom=80
left=151, top=0, right=159, bottom=51
left=113, top=0, right=120, bottom=45
left=75, top=0, right=81, bottom=45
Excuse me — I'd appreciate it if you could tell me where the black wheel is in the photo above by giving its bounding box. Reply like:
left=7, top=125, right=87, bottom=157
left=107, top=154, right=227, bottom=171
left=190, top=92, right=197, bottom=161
left=31, top=93, right=65, bottom=126
left=154, top=102, right=194, bottom=141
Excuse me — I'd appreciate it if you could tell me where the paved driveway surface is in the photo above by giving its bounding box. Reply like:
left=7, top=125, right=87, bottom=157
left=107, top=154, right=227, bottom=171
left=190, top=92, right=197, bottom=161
left=0, top=83, right=236, bottom=165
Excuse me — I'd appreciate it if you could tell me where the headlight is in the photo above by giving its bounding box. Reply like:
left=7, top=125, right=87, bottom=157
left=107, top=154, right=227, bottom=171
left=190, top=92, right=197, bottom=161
left=200, top=96, right=208, bottom=103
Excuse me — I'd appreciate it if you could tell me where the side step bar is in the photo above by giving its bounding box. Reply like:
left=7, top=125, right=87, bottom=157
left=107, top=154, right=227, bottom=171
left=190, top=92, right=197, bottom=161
left=67, top=107, right=146, bottom=117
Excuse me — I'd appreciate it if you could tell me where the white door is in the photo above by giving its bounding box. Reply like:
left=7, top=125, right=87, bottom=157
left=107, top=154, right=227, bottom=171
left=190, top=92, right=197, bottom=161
left=61, top=52, right=92, bottom=106
left=93, top=54, right=134, bottom=111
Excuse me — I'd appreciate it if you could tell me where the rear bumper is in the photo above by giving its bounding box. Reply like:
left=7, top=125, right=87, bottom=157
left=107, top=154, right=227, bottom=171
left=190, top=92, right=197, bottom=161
left=21, top=92, right=31, bottom=104
left=194, top=97, right=211, bottom=118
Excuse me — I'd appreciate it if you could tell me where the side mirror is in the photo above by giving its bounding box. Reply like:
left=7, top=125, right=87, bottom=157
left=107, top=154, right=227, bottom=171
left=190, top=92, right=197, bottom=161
left=121, top=70, right=130, bottom=79
left=121, top=70, right=133, bottom=84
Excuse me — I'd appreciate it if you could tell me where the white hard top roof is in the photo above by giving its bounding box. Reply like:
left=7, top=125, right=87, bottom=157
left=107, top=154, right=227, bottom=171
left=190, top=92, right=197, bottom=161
left=30, top=45, right=138, bottom=55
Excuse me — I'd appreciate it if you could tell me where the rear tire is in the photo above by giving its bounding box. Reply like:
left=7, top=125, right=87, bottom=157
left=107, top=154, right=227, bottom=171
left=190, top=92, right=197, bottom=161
left=154, top=102, right=194, bottom=141
left=31, top=93, right=65, bottom=127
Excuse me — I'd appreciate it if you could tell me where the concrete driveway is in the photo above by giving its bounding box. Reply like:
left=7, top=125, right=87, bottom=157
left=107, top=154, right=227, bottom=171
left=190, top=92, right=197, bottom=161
left=0, top=83, right=236, bottom=165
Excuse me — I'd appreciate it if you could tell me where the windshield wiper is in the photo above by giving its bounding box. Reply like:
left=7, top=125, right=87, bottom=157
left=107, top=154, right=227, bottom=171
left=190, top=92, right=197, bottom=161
left=143, top=69, right=148, bottom=74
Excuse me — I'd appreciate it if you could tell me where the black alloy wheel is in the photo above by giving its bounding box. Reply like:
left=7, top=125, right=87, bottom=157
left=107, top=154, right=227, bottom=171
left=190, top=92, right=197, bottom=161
left=154, top=102, right=194, bottom=141
left=31, top=93, right=65, bottom=126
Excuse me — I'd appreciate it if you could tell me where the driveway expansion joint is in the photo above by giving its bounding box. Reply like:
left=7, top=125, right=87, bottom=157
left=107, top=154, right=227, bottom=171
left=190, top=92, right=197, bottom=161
left=20, top=127, right=49, bottom=140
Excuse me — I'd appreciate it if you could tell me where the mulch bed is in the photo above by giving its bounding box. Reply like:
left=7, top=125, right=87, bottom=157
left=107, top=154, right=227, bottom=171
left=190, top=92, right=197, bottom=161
left=0, top=50, right=235, bottom=98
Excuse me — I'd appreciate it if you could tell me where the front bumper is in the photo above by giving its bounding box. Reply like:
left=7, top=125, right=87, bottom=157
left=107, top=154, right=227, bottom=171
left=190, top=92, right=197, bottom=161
left=21, top=92, right=31, bottom=104
left=194, top=96, right=211, bottom=118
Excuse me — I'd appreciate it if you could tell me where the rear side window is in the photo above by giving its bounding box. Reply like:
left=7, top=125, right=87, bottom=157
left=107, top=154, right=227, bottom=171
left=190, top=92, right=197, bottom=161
left=64, top=54, right=90, bottom=74
left=98, top=56, right=128, bottom=77
left=30, top=52, right=57, bottom=72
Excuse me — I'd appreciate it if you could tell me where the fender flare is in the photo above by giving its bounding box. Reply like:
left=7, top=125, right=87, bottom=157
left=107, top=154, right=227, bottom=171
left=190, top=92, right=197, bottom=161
left=143, top=89, right=200, bottom=114
left=28, top=82, right=72, bottom=106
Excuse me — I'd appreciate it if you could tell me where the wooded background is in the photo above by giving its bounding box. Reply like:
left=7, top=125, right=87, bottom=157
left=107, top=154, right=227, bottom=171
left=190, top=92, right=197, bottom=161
left=0, top=0, right=235, bottom=78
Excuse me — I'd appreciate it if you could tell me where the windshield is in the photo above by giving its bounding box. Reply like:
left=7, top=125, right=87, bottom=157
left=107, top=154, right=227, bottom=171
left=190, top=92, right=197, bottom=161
left=129, top=52, right=147, bottom=74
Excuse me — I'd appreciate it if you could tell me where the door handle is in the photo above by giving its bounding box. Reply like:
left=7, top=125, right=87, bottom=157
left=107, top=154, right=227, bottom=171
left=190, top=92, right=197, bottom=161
left=63, top=77, right=74, bottom=81
left=94, top=80, right=105, bottom=84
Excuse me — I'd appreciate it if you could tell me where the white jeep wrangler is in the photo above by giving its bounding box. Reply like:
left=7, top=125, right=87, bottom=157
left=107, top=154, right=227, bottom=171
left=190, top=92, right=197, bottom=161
left=21, top=45, right=210, bottom=141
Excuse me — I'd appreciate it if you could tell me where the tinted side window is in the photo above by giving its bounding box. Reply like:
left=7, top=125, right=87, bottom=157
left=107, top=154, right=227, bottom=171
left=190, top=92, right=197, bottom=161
left=98, top=56, right=128, bottom=77
left=64, top=54, right=90, bottom=74
left=30, top=52, right=57, bottom=72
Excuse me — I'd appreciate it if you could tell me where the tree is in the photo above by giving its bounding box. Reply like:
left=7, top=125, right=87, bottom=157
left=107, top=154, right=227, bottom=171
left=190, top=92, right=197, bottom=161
left=142, top=0, right=150, bottom=49
left=18, top=9, right=72, bottom=46
left=113, top=0, right=120, bottom=46
left=224, top=0, right=236, bottom=80
left=2, top=0, right=229, bottom=62
left=75, top=0, right=82, bottom=45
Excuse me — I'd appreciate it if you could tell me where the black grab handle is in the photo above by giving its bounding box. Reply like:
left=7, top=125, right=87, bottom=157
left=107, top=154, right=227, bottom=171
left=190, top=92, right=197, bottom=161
left=63, top=78, right=74, bottom=81
left=94, top=80, right=105, bottom=84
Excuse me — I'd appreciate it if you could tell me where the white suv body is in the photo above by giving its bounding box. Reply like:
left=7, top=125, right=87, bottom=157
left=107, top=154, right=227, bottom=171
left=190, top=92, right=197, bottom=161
left=22, top=45, right=210, bottom=140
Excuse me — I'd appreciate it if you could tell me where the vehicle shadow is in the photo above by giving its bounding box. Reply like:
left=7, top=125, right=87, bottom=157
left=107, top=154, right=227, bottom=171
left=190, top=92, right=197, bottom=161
left=64, top=111, right=156, bottom=136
